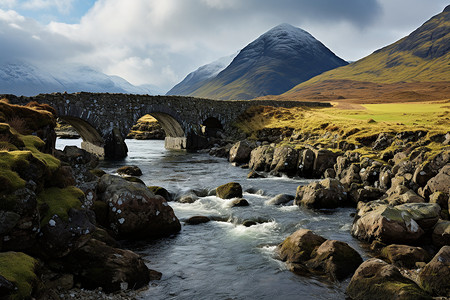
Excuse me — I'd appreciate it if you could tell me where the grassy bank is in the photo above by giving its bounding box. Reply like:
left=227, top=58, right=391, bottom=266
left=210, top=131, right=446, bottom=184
left=235, top=100, right=449, bottom=159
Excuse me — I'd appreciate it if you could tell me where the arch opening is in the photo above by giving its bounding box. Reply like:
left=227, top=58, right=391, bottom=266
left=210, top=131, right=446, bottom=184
left=126, top=114, right=165, bottom=140
left=60, top=116, right=105, bottom=157
left=150, top=112, right=185, bottom=137
left=60, top=116, right=103, bottom=146
left=202, top=117, right=223, bottom=138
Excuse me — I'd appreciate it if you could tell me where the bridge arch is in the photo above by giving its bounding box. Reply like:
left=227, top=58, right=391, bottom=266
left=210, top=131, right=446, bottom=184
left=146, top=112, right=185, bottom=137
left=60, top=116, right=103, bottom=146
left=202, top=117, right=223, bottom=138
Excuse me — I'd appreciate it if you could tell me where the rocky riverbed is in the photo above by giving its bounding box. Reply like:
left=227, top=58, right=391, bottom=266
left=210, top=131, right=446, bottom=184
left=201, top=121, right=450, bottom=298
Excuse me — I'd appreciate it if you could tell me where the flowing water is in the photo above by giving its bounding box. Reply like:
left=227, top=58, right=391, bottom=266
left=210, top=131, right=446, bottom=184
left=56, top=139, right=368, bottom=300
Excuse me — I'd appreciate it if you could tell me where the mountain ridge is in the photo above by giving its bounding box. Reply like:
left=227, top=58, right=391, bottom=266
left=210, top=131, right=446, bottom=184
left=0, top=61, right=154, bottom=96
left=278, top=5, right=450, bottom=99
left=169, top=23, right=348, bottom=100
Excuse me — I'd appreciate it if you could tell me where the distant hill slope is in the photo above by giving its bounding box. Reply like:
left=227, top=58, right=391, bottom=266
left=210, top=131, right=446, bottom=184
left=0, top=62, right=154, bottom=96
left=166, top=53, right=237, bottom=95
left=281, top=5, right=450, bottom=99
left=173, top=24, right=347, bottom=100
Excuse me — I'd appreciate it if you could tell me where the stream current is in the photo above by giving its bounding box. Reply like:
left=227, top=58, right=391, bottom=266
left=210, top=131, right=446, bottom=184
left=56, top=138, right=367, bottom=300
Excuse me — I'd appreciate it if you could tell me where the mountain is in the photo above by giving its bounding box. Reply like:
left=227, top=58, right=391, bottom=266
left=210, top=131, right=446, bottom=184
left=169, top=23, right=348, bottom=100
left=0, top=62, right=154, bottom=96
left=166, top=53, right=237, bottom=95
left=278, top=6, right=450, bottom=100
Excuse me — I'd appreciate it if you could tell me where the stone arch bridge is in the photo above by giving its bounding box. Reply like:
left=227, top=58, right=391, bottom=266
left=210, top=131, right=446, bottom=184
left=5, top=92, right=330, bottom=159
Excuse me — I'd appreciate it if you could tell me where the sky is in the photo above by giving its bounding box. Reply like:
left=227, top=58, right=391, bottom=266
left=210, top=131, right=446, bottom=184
left=0, top=0, right=448, bottom=92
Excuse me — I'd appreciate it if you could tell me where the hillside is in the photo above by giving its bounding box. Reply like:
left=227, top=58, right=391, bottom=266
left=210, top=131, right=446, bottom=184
left=174, top=24, right=347, bottom=100
left=277, top=6, right=450, bottom=102
left=166, top=53, right=237, bottom=95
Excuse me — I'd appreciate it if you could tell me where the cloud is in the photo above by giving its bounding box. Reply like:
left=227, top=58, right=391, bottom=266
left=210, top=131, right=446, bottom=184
left=0, top=0, right=448, bottom=91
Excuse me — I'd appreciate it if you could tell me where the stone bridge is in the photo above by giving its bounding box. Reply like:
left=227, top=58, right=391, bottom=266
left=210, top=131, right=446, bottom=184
left=4, top=92, right=330, bottom=159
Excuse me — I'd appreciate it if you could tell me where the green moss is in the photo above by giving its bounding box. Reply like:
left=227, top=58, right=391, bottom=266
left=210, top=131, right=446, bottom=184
left=20, top=134, right=60, bottom=171
left=37, top=186, right=84, bottom=226
left=0, top=151, right=31, bottom=194
left=148, top=186, right=171, bottom=200
left=0, top=252, right=39, bottom=300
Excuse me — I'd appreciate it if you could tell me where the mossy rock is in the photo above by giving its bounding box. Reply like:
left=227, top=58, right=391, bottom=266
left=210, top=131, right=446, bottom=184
left=347, top=258, right=432, bottom=300
left=0, top=101, right=55, bottom=134
left=117, top=165, right=142, bottom=176
left=90, top=169, right=106, bottom=177
left=0, top=252, right=40, bottom=300
left=148, top=186, right=171, bottom=201
left=37, top=186, right=84, bottom=226
left=124, top=176, right=145, bottom=185
left=216, top=182, right=243, bottom=199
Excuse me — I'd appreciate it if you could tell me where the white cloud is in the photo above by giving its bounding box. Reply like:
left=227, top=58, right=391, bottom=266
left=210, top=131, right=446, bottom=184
left=0, top=0, right=448, bottom=92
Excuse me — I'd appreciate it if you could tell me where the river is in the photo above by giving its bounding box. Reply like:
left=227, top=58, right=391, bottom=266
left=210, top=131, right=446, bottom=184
left=56, top=138, right=367, bottom=300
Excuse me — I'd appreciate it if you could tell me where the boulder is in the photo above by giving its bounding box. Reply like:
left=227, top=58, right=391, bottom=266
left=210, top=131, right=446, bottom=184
left=351, top=205, right=425, bottom=244
left=413, top=151, right=449, bottom=188
left=147, top=186, right=172, bottom=201
left=340, top=164, right=361, bottom=187
left=185, top=216, right=211, bottom=225
left=356, top=200, right=389, bottom=218
left=395, top=203, right=440, bottom=231
left=38, top=208, right=96, bottom=258
left=429, top=191, right=449, bottom=216
left=278, top=229, right=362, bottom=281
left=418, top=246, right=450, bottom=297
left=249, top=145, right=274, bottom=172
left=266, top=194, right=295, bottom=205
left=312, top=149, right=341, bottom=178
left=270, top=146, right=299, bottom=175
left=116, top=165, right=142, bottom=176
left=432, top=220, right=450, bottom=248
left=278, top=229, right=326, bottom=263
left=360, top=164, right=381, bottom=186
left=229, top=140, right=254, bottom=164
left=380, top=244, right=431, bottom=268
left=64, top=239, right=151, bottom=293
left=379, top=167, right=393, bottom=189
left=346, top=258, right=431, bottom=300
left=97, top=174, right=181, bottom=239
left=124, top=176, right=145, bottom=185
left=372, top=132, right=394, bottom=150
left=177, top=193, right=199, bottom=203
left=349, top=186, right=385, bottom=204
left=247, top=170, right=265, bottom=179
left=305, top=239, right=362, bottom=281
left=294, top=178, right=347, bottom=209
left=54, top=146, right=98, bottom=185
left=385, top=186, right=425, bottom=205
left=229, top=198, right=249, bottom=207
left=423, top=164, right=450, bottom=197
left=298, top=148, right=315, bottom=178
left=216, top=182, right=243, bottom=199
left=323, top=168, right=336, bottom=179
left=0, top=252, right=41, bottom=300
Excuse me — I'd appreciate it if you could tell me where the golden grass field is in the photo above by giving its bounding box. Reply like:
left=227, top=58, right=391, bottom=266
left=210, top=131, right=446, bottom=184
left=235, top=99, right=449, bottom=160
